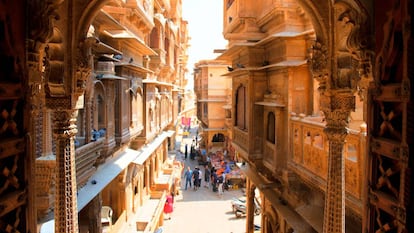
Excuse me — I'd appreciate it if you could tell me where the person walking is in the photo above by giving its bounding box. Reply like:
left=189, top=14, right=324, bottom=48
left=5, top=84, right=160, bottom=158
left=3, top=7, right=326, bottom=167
left=184, top=144, right=188, bottom=159
left=163, top=194, right=174, bottom=220
left=183, top=167, right=193, bottom=190
left=198, top=167, right=202, bottom=188
left=204, top=165, right=211, bottom=188
left=192, top=167, right=200, bottom=190
left=211, top=167, right=218, bottom=192
left=217, top=173, right=224, bottom=196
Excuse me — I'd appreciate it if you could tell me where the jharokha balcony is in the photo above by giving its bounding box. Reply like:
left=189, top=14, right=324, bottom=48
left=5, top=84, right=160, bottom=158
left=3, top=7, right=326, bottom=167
left=289, top=113, right=366, bottom=212
left=35, top=139, right=104, bottom=219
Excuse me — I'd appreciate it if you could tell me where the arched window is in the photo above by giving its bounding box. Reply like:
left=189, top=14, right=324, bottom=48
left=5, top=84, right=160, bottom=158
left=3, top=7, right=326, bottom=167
left=212, top=133, right=225, bottom=142
left=235, top=85, right=246, bottom=129
left=130, top=94, right=138, bottom=127
left=150, top=27, right=160, bottom=48
left=93, top=82, right=106, bottom=134
left=137, top=92, right=143, bottom=128
left=97, top=94, right=105, bottom=129
left=267, top=112, right=275, bottom=144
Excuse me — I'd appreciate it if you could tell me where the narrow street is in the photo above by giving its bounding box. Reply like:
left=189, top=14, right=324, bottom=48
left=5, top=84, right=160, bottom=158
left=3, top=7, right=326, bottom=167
left=160, top=126, right=261, bottom=233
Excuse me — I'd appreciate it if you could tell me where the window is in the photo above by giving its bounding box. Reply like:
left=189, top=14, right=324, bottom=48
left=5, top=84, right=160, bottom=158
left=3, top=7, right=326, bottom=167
left=130, top=94, right=138, bottom=127
left=149, top=27, right=160, bottom=48
left=236, top=85, right=246, bottom=129
left=212, top=133, right=225, bottom=142
left=97, top=95, right=105, bottom=129
left=267, top=112, right=275, bottom=144
left=137, top=92, right=143, bottom=128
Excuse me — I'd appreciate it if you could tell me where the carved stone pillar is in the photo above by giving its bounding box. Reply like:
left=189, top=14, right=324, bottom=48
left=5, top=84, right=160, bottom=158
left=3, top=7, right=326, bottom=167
left=321, top=93, right=354, bottom=233
left=43, top=109, right=54, bottom=156
left=145, top=164, right=150, bottom=194
left=52, top=109, right=79, bottom=233
left=27, top=41, right=45, bottom=227
left=150, top=157, right=156, bottom=185
left=309, top=1, right=372, bottom=231
left=163, top=140, right=168, bottom=161
left=245, top=178, right=255, bottom=233
left=87, top=194, right=102, bottom=233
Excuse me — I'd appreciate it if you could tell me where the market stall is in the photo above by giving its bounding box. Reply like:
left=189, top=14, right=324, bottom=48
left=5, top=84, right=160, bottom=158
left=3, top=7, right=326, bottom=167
left=207, top=150, right=245, bottom=189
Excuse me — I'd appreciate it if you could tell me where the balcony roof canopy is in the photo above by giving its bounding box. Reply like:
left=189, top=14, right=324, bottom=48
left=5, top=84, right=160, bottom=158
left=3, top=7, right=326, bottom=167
left=103, top=29, right=157, bottom=55
left=217, top=29, right=314, bottom=60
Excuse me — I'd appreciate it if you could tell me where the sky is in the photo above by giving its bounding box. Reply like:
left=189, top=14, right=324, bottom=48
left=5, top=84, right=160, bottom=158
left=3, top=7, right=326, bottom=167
left=182, top=0, right=227, bottom=88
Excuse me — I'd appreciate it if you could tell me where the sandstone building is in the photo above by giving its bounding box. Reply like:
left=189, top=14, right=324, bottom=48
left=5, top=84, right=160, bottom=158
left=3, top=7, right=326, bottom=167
left=0, top=0, right=413, bottom=233
left=193, top=60, right=232, bottom=154
left=0, top=0, right=189, bottom=232
left=214, top=0, right=413, bottom=233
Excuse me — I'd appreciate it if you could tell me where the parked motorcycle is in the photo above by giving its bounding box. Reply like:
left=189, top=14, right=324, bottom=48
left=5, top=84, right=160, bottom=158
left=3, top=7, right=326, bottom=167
left=231, top=196, right=261, bottom=217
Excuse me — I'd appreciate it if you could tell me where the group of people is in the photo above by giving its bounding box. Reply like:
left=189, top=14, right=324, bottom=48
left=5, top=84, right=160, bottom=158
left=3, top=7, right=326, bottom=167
left=183, top=166, right=202, bottom=190
left=182, top=163, right=228, bottom=195
left=184, top=137, right=201, bottom=160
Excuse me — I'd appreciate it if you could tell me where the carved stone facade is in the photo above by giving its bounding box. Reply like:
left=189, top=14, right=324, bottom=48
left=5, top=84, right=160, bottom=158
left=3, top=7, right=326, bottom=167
left=1, top=0, right=413, bottom=232
left=0, top=0, right=188, bottom=232
left=217, top=0, right=413, bottom=233
left=193, top=60, right=232, bottom=153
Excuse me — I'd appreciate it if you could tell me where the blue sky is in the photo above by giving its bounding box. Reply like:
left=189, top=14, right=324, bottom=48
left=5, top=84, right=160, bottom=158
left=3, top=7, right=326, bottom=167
left=182, top=0, right=227, bottom=85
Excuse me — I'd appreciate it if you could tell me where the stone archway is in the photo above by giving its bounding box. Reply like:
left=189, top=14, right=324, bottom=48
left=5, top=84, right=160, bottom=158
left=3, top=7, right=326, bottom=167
left=279, top=0, right=373, bottom=232
left=240, top=0, right=372, bottom=231
left=26, top=1, right=119, bottom=232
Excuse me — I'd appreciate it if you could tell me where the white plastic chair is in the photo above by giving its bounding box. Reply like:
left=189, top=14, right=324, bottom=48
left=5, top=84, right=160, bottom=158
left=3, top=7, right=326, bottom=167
left=101, top=206, right=113, bottom=228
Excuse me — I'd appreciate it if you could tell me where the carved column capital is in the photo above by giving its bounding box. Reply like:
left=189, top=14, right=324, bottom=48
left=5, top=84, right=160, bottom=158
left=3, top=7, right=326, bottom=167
left=320, top=92, right=354, bottom=140
left=52, top=109, right=78, bottom=139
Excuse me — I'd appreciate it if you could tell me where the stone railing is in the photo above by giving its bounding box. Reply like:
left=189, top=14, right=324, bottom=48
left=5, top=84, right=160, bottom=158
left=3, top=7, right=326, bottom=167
left=150, top=48, right=166, bottom=67
left=290, top=114, right=366, bottom=199
left=263, top=141, right=275, bottom=165
left=233, top=127, right=249, bottom=152
left=35, top=155, right=56, bottom=219
left=75, top=139, right=104, bottom=189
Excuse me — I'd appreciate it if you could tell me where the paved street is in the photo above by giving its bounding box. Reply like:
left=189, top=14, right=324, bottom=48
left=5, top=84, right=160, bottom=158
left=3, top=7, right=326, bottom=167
left=159, top=126, right=261, bottom=233
left=161, top=154, right=255, bottom=233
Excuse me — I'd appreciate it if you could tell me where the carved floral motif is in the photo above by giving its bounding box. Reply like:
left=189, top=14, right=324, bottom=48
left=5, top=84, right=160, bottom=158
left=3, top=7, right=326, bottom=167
left=309, top=41, right=329, bottom=92
left=75, top=38, right=97, bottom=94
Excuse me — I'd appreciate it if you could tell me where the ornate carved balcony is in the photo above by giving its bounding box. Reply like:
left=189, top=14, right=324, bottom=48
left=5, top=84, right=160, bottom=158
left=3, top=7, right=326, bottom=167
left=75, top=139, right=104, bottom=189
left=149, top=48, right=166, bottom=67
left=35, top=156, right=56, bottom=219
left=263, top=141, right=275, bottom=166
left=233, top=127, right=249, bottom=156
left=290, top=114, right=366, bottom=203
